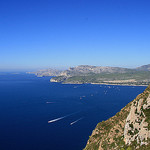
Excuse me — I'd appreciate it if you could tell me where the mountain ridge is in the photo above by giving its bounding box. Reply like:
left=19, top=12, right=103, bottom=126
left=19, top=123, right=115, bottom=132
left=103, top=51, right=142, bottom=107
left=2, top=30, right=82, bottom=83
left=136, top=64, right=150, bottom=71
left=28, top=64, right=150, bottom=85
left=28, top=64, right=150, bottom=77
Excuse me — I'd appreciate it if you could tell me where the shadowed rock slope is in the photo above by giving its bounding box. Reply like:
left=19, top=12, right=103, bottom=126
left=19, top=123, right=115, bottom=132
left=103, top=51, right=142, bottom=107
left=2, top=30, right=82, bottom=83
left=84, top=85, right=150, bottom=150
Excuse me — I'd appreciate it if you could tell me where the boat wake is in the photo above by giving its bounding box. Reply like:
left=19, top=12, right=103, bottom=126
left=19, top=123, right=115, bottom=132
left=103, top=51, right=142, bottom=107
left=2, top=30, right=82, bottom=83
left=46, top=102, right=55, bottom=104
left=48, top=111, right=79, bottom=123
left=70, top=118, right=83, bottom=125
left=48, top=116, right=65, bottom=123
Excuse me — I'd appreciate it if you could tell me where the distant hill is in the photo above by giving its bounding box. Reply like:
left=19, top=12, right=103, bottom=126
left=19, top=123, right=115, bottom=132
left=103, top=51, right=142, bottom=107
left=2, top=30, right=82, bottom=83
left=136, top=64, right=150, bottom=71
left=28, top=64, right=150, bottom=85
left=28, top=68, right=62, bottom=77
left=50, top=65, right=150, bottom=85
left=28, top=65, right=134, bottom=77
left=84, top=84, right=150, bottom=150
left=58, top=65, right=132, bottom=76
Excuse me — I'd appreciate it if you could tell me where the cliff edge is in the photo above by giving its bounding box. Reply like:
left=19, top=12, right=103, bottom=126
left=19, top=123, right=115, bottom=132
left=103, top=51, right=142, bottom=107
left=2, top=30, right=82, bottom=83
left=84, top=85, right=150, bottom=150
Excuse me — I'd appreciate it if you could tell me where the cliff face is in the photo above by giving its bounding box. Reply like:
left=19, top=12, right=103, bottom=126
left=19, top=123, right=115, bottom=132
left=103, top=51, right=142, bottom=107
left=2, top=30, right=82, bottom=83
left=84, top=85, right=150, bottom=150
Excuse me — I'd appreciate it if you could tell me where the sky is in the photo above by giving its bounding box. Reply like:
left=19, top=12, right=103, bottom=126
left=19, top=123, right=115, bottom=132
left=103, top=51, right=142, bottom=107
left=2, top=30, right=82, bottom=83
left=0, top=0, right=150, bottom=71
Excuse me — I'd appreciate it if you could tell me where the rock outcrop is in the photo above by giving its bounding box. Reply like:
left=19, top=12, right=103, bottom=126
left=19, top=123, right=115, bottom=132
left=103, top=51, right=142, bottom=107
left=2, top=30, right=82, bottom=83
left=84, top=85, right=150, bottom=150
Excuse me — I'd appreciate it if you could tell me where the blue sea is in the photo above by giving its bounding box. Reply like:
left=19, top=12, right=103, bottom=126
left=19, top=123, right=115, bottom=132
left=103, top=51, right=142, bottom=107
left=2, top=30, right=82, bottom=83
left=0, top=73, right=146, bottom=150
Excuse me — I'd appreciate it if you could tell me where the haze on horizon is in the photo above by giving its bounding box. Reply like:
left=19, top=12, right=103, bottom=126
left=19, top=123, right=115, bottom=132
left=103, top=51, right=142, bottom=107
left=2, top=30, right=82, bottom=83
left=0, top=0, right=150, bottom=71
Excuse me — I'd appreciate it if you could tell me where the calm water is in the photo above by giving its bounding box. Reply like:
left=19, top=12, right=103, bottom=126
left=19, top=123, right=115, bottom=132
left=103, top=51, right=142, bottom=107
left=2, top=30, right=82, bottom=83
left=0, top=73, right=146, bottom=150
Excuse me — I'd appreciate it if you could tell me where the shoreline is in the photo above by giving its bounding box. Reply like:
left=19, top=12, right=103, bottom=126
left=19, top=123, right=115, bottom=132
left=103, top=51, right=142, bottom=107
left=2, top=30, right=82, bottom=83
left=90, top=82, right=148, bottom=87
left=50, top=81, right=148, bottom=87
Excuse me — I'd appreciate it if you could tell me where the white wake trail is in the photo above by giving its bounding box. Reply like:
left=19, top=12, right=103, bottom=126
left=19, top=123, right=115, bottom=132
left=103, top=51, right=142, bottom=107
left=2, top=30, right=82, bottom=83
left=46, top=102, right=55, bottom=104
left=48, top=111, right=80, bottom=124
left=48, top=116, right=65, bottom=123
left=70, top=118, right=83, bottom=125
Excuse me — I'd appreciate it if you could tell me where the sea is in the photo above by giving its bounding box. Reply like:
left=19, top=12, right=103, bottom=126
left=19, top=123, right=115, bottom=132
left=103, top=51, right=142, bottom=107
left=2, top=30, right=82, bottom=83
left=0, top=73, right=147, bottom=150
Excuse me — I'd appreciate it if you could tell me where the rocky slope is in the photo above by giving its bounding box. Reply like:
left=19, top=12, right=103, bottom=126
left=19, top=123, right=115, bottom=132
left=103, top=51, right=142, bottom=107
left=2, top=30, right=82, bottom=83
left=84, top=85, right=150, bottom=150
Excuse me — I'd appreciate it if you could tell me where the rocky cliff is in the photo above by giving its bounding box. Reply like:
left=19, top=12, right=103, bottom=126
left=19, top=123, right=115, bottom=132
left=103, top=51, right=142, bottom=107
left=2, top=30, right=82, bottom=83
left=84, top=85, right=150, bottom=150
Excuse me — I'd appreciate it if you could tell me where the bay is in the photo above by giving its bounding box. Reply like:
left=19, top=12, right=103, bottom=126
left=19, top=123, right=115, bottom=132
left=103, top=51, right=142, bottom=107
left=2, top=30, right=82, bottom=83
left=0, top=73, right=146, bottom=150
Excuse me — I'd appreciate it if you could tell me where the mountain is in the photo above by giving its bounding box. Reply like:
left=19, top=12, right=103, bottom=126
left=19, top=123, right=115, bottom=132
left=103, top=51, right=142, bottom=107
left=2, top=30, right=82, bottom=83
left=84, top=85, right=150, bottom=150
left=28, top=68, right=62, bottom=77
left=58, top=65, right=131, bottom=76
left=136, top=64, right=150, bottom=71
left=29, top=65, right=133, bottom=77
left=28, top=64, right=150, bottom=85
left=50, top=65, right=150, bottom=85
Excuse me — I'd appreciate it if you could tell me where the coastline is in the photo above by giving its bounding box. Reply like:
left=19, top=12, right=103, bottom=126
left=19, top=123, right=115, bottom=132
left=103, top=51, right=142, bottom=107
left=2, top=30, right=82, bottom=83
left=50, top=81, right=148, bottom=87
left=90, top=82, right=148, bottom=87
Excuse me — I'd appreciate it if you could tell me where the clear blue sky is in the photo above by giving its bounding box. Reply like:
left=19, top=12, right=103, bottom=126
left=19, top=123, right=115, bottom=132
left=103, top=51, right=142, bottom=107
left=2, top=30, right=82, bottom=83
left=0, top=0, right=150, bottom=71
